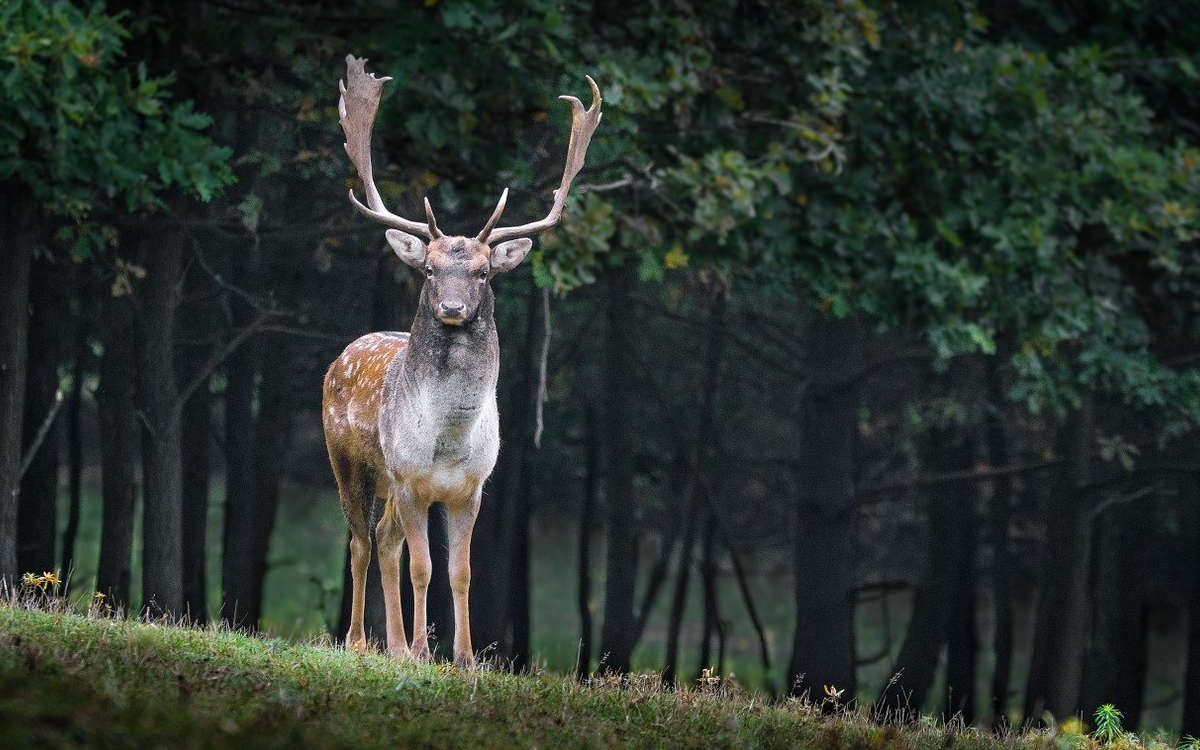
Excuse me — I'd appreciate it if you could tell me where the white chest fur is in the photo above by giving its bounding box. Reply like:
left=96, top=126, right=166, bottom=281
left=378, top=366, right=500, bottom=500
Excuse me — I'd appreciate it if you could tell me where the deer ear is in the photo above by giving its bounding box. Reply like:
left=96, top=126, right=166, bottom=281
left=489, top=238, right=532, bottom=273
left=386, top=229, right=427, bottom=268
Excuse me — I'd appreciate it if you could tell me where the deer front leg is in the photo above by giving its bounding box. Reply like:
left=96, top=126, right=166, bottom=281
left=394, top=490, right=432, bottom=660
left=375, top=498, right=409, bottom=658
left=446, top=490, right=481, bottom=668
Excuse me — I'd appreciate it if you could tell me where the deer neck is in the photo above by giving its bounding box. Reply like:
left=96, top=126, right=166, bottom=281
left=400, top=285, right=499, bottom=420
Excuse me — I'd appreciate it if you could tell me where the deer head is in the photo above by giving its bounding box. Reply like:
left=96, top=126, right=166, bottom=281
left=338, top=55, right=602, bottom=325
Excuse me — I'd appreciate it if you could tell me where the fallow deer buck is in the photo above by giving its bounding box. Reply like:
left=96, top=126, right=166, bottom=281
left=323, top=56, right=601, bottom=666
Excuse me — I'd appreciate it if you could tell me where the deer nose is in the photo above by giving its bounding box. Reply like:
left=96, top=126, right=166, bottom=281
left=440, top=300, right=465, bottom=317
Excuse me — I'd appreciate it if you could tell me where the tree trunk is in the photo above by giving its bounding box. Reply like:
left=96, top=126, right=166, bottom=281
left=696, top=509, right=726, bottom=678
left=663, top=507, right=698, bottom=684
left=599, top=259, right=638, bottom=675
left=180, top=377, right=210, bottom=623
left=0, top=185, right=34, bottom=584
left=1079, top=499, right=1148, bottom=726
left=944, top=474, right=978, bottom=725
left=177, top=259, right=214, bottom=624
left=508, top=478, right=533, bottom=671
left=18, top=257, right=63, bottom=576
left=220, top=242, right=263, bottom=628
left=576, top=402, right=599, bottom=678
left=876, top=436, right=958, bottom=717
left=985, top=357, right=1014, bottom=728
left=788, top=315, right=863, bottom=700
left=246, top=331, right=297, bottom=628
left=1024, top=400, right=1094, bottom=722
left=136, top=230, right=185, bottom=616
left=422, top=503, right=455, bottom=659
left=471, top=279, right=539, bottom=663
left=662, top=285, right=728, bottom=684
left=96, top=283, right=138, bottom=609
left=61, top=321, right=88, bottom=587
left=1183, top=474, right=1200, bottom=736
left=508, top=283, right=545, bottom=671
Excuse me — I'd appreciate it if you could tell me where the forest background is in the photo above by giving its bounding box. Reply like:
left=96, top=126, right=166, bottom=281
left=3, top=0, right=1200, bottom=733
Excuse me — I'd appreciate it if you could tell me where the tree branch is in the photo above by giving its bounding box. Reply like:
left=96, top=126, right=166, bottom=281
left=172, top=312, right=278, bottom=415
left=18, top=389, right=64, bottom=480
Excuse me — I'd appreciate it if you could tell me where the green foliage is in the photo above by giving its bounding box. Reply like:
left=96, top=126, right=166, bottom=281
left=796, top=9, right=1200, bottom=420
left=0, top=0, right=233, bottom=256
left=1094, top=703, right=1127, bottom=744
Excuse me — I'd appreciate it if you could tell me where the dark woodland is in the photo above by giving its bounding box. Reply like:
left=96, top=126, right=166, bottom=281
left=4, top=0, right=1200, bottom=734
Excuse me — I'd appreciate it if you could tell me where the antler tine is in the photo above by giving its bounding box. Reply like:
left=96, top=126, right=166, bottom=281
left=339, top=55, right=433, bottom=239
left=475, top=188, right=509, bottom=242
left=423, top=196, right=443, bottom=239
left=482, top=76, right=603, bottom=245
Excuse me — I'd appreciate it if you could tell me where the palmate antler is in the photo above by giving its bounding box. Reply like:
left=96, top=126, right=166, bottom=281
left=477, top=76, right=603, bottom=244
left=339, top=55, right=442, bottom=240
left=339, top=55, right=602, bottom=245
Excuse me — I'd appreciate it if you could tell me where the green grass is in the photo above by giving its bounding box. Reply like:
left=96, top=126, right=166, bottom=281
left=0, top=604, right=1079, bottom=749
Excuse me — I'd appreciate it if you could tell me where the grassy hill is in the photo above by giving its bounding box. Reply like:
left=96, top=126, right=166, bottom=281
left=0, top=604, right=1152, bottom=749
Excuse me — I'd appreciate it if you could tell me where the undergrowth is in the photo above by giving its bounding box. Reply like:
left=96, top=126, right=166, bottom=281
left=0, top=591, right=1187, bottom=749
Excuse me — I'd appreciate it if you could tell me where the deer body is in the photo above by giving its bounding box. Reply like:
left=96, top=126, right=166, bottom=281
left=325, top=55, right=601, bottom=666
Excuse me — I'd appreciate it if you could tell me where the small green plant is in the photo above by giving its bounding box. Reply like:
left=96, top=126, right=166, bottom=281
left=1093, top=704, right=1125, bottom=745
left=1179, top=735, right=1200, bottom=750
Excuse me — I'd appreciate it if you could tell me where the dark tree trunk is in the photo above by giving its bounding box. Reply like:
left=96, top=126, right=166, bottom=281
left=96, top=283, right=138, bottom=609
left=599, top=259, right=638, bottom=675
left=876, top=428, right=964, bottom=718
left=0, top=185, right=34, bottom=583
left=18, top=257, right=63, bottom=576
left=663, top=507, right=698, bottom=684
left=509, top=477, right=532, bottom=671
left=136, top=230, right=185, bottom=616
left=1079, top=499, right=1148, bottom=726
left=1024, top=401, right=1094, bottom=722
left=696, top=509, right=726, bottom=678
left=508, top=283, right=544, bottom=672
left=61, top=321, right=88, bottom=587
left=177, top=258, right=215, bottom=624
left=943, top=474, right=978, bottom=724
left=180, top=377, right=210, bottom=623
left=245, top=331, right=297, bottom=628
left=1183, top=475, right=1200, bottom=736
left=985, top=358, right=1014, bottom=728
left=576, top=402, right=599, bottom=678
left=472, top=278, right=537, bottom=665
left=423, top=502, right=455, bottom=658
left=663, top=286, right=728, bottom=684
left=220, top=242, right=263, bottom=629
left=788, top=315, right=863, bottom=700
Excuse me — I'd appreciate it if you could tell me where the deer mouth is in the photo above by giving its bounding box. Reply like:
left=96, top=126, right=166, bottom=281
left=436, top=312, right=467, bottom=326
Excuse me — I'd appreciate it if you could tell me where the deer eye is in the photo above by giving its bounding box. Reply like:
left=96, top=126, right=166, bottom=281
left=425, top=266, right=434, bottom=279
left=479, top=269, right=488, bottom=280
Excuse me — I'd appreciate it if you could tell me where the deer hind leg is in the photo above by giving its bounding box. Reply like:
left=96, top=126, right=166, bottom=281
left=376, top=495, right=409, bottom=658
left=446, top=490, right=482, bottom=668
left=393, top=486, right=432, bottom=660
left=332, top=452, right=373, bottom=652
